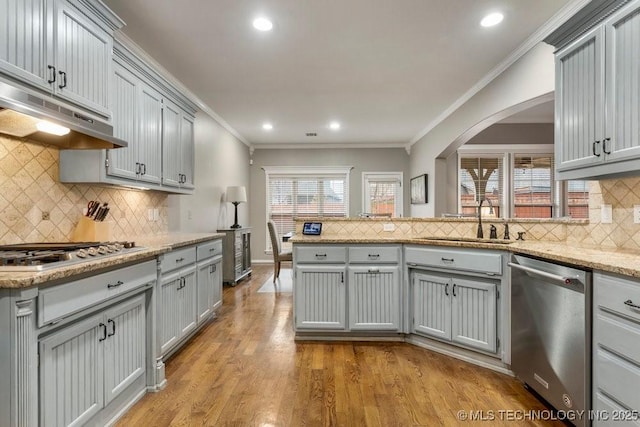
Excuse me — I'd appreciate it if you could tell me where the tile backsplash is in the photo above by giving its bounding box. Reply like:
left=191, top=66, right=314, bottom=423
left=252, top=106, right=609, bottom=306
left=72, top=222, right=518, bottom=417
left=0, top=135, right=168, bottom=244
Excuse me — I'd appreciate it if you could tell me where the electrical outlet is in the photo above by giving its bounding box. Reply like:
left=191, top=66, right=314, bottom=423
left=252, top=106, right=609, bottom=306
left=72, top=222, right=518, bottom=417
left=383, top=223, right=395, bottom=232
left=601, top=204, right=613, bottom=224
left=634, top=205, right=640, bottom=224
left=187, top=210, right=192, bottom=220
left=148, top=209, right=154, bottom=221
left=153, top=208, right=159, bottom=221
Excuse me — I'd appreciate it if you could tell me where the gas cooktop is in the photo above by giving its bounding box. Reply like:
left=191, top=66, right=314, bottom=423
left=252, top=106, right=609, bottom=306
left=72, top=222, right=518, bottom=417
left=0, top=241, right=143, bottom=272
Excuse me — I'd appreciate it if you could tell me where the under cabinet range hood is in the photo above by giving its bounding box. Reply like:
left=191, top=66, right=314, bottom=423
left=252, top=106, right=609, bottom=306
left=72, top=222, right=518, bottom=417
left=0, top=81, right=127, bottom=149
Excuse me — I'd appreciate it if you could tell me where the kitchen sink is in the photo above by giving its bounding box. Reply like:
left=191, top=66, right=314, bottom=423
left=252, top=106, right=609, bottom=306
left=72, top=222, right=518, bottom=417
left=416, top=236, right=514, bottom=244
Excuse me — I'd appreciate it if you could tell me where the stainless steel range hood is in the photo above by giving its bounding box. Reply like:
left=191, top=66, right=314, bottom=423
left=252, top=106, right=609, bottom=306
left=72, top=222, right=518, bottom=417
left=0, top=80, right=127, bottom=149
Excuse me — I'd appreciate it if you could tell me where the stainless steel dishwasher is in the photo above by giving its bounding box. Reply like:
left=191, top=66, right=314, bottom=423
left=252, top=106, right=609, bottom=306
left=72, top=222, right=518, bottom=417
left=509, top=254, right=591, bottom=426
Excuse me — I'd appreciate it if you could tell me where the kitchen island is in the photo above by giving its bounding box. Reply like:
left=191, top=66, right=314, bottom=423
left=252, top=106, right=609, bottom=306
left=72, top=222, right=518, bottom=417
left=0, top=232, right=224, bottom=427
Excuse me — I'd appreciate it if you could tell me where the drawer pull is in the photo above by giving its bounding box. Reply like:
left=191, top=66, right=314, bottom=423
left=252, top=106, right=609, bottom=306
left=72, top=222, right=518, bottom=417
left=315, top=254, right=327, bottom=258
left=209, top=248, right=216, bottom=252
left=441, top=257, right=455, bottom=262
left=107, top=319, right=116, bottom=337
left=99, top=323, right=107, bottom=342
left=452, top=283, right=457, bottom=297
left=624, top=299, right=640, bottom=310
left=368, top=268, right=379, bottom=274
left=445, top=283, right=449, bottom=296
left=107, top=280, right=124, bottom=289
left=176, top=257, right=185, bottom=263
left=368, top=254, right=380, bottom=258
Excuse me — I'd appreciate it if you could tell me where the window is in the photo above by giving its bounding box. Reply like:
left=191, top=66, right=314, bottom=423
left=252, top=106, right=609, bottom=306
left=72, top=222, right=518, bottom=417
left=362, top=172, right=403, bottom=217
left=265, top=166, right=351, bottom=251
left=457, top=146, right=588, bottom=219
left=459, top=156, right=503, bottom=218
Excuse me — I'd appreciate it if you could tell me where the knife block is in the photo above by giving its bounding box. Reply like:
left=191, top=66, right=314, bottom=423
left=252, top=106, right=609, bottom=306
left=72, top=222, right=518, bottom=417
left=71, top=216, right=112, bottom=242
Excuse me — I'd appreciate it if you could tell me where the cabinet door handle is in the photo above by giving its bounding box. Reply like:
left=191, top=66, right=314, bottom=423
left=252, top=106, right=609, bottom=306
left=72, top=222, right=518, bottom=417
left=99, top=323, right=107, bottom=342
left=445, top=283, right=449, bottom=296
left=624, top=299, right=640, bottom=310
left=341, top=272, right=344, bottom=283
left=47, top=65, right=56, bottom=83
left=603, top=137, right=612, bottom=155
left=107, top=280, right=123, bottom=289
left=441, top=257, right=454, bottom=263
left=107, top=319, right=116, bottom=337
left=135, top=162, right=141, bottom=175
left=141, top=163, right=147, bottom=175
left=58, top=71, right=67, bottom=89
left=452, top=284, right=457, bottom=297
left=592, top=140, right=601, bottom=157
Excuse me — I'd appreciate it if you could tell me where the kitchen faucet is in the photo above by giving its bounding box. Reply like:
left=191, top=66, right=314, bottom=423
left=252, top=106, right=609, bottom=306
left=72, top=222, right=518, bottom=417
left=476, top=197, right=494, bottom=238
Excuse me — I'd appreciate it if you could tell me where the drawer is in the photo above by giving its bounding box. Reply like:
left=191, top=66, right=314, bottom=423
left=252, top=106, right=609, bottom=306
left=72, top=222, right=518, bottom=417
left=593, top=392, right=639, bottom=426
left=38, top=260, right=156, bottom=326
left=295, top=246, right=346, bottom=264
left=595, top=272, right=640, bottom=324
left=595, top=311, right=640, bottom=366
left=405, top=246, right=502, bottom=275
left=197, top=239, right=223, bottom=261
left=595, top=348, right=640, bottom=411
left=349, top=246, right=400, bottom=264
left=160, top=246, right=196, bottom=273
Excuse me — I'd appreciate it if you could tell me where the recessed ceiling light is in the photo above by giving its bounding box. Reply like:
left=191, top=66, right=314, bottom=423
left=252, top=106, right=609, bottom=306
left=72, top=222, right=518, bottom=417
left=262, top=122, right=273, bottom=131
left=480, top=12, right=504, bottom=27
left=253, top=17, right=273, bottom=32
left=329, top=121, right=341, bottom=130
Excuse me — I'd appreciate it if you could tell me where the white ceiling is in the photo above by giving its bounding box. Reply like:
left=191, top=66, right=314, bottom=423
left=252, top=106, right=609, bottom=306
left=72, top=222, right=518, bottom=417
left=104, top=0, right=575, bottom=148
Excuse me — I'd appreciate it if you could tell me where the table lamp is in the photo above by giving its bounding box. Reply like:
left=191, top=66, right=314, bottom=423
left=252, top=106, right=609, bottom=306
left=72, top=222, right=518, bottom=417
left=226, top=186, right=247, bottom=228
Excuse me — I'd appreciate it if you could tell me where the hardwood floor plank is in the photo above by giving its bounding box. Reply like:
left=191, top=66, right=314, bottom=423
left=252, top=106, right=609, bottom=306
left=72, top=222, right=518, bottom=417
left=116, top=264, right=564, bottom=426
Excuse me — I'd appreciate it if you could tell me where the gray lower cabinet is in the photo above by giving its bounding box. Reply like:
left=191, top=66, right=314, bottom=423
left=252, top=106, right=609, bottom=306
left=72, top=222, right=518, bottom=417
left=294, top=264, right=347, bottom=330
left=39, top=293, right=146, bottom=427
left=218, top=228, right=252, bottom=284
left=159, top=264, right=197, bottom=355
left=592, top=271, right=640, bottom=424
left=196, top=239, right=223, bottom=323
left=348, top=266, right=400, bottom=330
left=412, top=273, right=497, bottom=353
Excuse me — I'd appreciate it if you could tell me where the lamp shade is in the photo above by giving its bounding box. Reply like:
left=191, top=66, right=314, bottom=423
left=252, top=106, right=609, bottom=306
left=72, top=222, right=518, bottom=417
left=226, top=186, right=247, bottom=203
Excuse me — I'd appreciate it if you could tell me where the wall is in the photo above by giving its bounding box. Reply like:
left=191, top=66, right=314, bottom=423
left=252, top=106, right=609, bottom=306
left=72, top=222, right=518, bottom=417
left=250, top=147, right=410, bottom=262
left=409, top=42, right=556, bottom=217
left=0, top=135, right=168, bottom=244
left=167, top=112, right=250, bottom=233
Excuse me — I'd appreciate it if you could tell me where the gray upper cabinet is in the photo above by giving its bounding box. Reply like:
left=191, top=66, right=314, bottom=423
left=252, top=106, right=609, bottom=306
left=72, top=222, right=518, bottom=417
left=554, top=0, right=640, bottom=180
left=108, top=62, right=139, bottom=181
left=137, top=81, right=163, bottom=184
left=180, top=113, right=195, bottom=189
left=162, top=99, right=195, bottom=189
left=0, top=0, right=122, bottom=118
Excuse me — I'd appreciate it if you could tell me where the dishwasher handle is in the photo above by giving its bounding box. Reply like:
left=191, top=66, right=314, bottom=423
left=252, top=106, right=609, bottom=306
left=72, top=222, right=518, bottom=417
left=508, top=262, right=580, bottom=287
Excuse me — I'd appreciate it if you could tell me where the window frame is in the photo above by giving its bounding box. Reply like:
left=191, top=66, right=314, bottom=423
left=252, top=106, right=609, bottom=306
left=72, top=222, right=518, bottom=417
left=263, top=166, right=352, bottom=252
left=361, top=172, right=404, bottom=218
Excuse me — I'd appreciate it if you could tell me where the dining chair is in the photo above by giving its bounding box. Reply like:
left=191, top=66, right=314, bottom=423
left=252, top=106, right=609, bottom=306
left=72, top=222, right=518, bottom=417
left=267, top=221, right=293, bottom=283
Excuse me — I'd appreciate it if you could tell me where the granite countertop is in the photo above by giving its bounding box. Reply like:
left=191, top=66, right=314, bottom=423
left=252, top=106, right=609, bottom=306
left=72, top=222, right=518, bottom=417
left=289, top=235, right=640, bottom=279
left=0, top=232, right=224, bottom=289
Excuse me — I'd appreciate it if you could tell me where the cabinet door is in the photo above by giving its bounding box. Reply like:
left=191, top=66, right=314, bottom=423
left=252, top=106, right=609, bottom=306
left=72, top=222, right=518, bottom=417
left=39, top=312, right=104, bottom=427
left=604, top=0, right=640, bottom=163
left=212, top=259, right=223, bottom=310
left=555, top=25, right=605, bottom=173
left=159, top=270, right=181, bottom=354
left=103, top=294, right=146, bottom=405
left=178, top=267, right=197, bottom=337
left=348, top=265, right=400, bottom=331
left=180, top=113, right=195, bottom=189
left=451, top=277, right=497, bottom=353
left=196, top=260, right=215, bottom=322
left=138, top=82, right=163, bottom=184
left=53, top=0, right=112, bottom=116
left=412, top=272, right=451, bottom=340
left=108, top=62, right=139, bottom=180
left=294, top=265, right=346, bottom=330
left=0, top=0, right=49, bottom=89
left=161, top=98, right=181, bottom=188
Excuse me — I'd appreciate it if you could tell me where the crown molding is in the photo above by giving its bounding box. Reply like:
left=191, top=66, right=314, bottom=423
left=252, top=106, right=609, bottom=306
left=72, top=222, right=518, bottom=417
left=251, top=142, right=408, bottom=151
left=407, top=0, right=591, bottom=148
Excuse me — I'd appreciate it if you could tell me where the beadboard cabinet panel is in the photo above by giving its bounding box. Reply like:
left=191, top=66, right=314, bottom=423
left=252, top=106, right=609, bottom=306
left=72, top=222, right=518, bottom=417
left=412, top=271, right=451, bottom=340
left=348, top=266, right=400, bottom=331
left=108, top=62, right=139, bottom=181
left=294, top=265, right=346, bottom=330
left=451, top=277, right=497, bottom=353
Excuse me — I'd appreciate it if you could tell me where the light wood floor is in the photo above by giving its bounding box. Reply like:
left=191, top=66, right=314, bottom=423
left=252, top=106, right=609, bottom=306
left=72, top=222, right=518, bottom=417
left=116, top=264, right=563, bottom=426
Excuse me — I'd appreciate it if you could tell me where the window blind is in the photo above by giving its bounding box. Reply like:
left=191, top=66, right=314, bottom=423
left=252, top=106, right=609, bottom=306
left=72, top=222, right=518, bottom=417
left=267, top=172, right=348, bottom=246
left=513, top=154, right=554, bottom=218
left=459, top=156, right=503, bottom=217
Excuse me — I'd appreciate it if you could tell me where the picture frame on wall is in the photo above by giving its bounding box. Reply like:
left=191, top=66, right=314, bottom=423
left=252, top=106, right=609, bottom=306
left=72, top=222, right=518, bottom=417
left=410, top=174, right=428, bottom=204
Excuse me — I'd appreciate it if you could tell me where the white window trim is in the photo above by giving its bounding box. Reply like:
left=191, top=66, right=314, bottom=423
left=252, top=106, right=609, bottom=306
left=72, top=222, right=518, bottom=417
left=263, top=166, right=352, bottom=253
left=361, top=172, right=404, bottom=217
